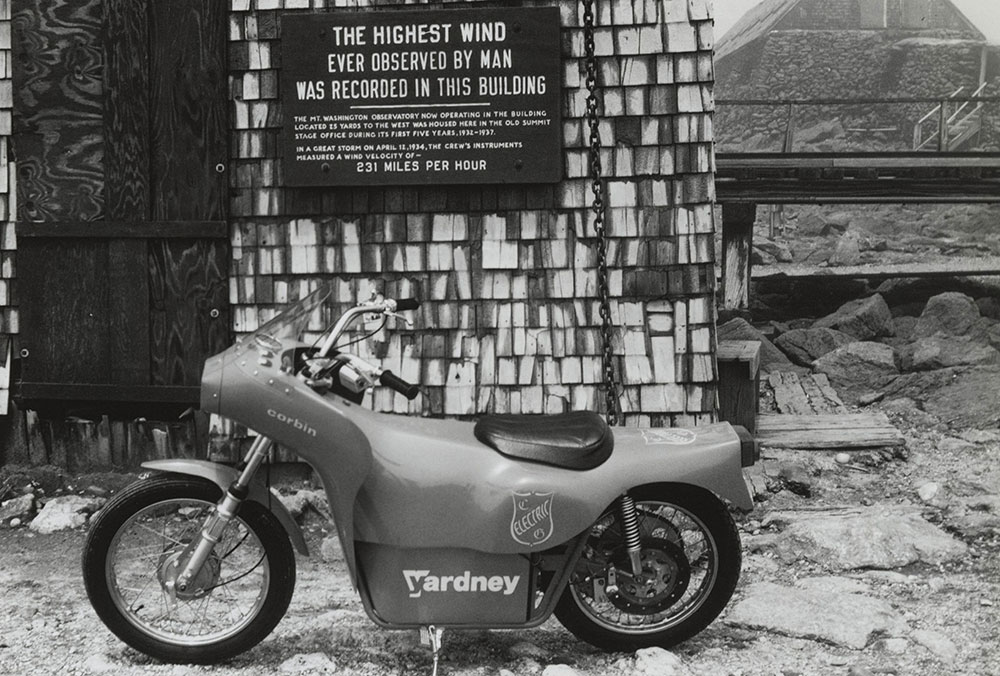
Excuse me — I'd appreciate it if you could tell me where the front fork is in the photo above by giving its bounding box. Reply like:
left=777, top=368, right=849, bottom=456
left=171, top=436, right=274, bottom=596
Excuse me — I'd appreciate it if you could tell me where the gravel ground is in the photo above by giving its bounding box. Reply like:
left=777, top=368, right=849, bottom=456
left=1, top=411, right=998, bottom=676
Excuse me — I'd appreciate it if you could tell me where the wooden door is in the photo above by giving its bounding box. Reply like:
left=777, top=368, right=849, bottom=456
left=12, top=0, right=228, bottom=418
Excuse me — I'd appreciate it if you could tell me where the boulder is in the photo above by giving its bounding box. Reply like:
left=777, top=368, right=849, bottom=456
left=717, top=318, right=801, bottom=373
left=975, top=297, right=1000, bottom=320
left=774, top=327, right=856, bottom=366
left=726, top=581, right=905, bottom=649
left=29, top=495, right=105, bottom=534
left=0, top=494, right=35, bottom=527
left=880, top=365, right=1000, bottom=429
left=828, top=231, right=862, bottom=267
left=914, top=292, right=980, bottom=339
left=755, top=238, right=793, bottom=263
left=812, top=342, right=898, bottom=403
left=813, top=294, right=894, bottom=340
left=898, top=334, right=999, bottom=371
left=753, top=506, right=968, bottom=570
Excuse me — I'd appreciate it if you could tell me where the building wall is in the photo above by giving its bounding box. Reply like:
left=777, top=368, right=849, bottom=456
left=0, top=0, right=12, bottom=414
left=228, top=0, right=720, bottom=428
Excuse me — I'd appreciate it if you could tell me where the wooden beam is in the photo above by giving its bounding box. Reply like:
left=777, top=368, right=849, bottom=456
left=753, top=257, right=1000, bottom=280
left=16, top=220, right=229, bottom=238
left=721, top=203, right=756, bottom=311
left=756, top=413, right=905, bottom=449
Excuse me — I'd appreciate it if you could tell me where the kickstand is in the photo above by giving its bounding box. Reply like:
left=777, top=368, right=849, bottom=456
left=419, top=625, right=445, bottom=676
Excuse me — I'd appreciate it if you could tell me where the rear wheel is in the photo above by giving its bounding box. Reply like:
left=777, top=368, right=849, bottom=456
left=82, top=475, right=295, bottom=663
left=555, top=484, right=741, bottom=651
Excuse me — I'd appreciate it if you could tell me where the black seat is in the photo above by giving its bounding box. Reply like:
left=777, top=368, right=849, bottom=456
left=473, top=411, right=613, bottom=470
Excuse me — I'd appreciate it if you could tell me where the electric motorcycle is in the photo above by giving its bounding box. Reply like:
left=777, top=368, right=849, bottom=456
left=82, top=284, right=757, bottom=666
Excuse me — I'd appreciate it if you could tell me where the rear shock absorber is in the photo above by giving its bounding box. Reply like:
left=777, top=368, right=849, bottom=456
left=619, top=493, right=643, bottom=577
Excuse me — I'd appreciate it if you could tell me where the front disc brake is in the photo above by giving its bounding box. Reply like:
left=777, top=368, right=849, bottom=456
left=605, top=537, right=692, bottom=614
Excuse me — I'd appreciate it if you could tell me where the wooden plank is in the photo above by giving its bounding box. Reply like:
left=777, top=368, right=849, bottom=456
left=12, top=0, right=105, bottom=221
left=148, top=239, right=229, bottom=387
left=768, top=372, right=814, bottom=415
left=16, top=220, right=228, bottom=238
left=104, top=0, right=150, bottom=221
left=17, top=239, right=111, bottom=385
left=721, top=203, right=756, bottom=310
left=717, top=340, right=760, bottom=433
left=17, top=382, right=199, bottom=403
left=109, top=239, right=150, bottom=386
left=753, top=257, right=1000, bottom=280
left=149, top=0, right=227, bottom=221
left=756, top=412, right=905, bottom=449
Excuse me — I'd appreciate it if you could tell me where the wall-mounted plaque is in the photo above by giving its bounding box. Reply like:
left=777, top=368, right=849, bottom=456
left=281, top=7, right=562, bottom=186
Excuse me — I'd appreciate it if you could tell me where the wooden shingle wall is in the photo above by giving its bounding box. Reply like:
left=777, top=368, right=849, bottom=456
left=0, top=0, right=13, bottom=414
left=229, top=0, right=719, bottom=428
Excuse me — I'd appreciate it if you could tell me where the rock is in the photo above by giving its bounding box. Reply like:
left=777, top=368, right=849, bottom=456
left=939, top=437, right=975, bottom=453
left=278, top=491, right=311, bottom=519
left=717, top=318, right=802, bottom=373
left=813, top=294, right=894, bottom=340
left=510, top=641, right=549, bottom=659
left=83, top=653, right=117, bottom=673
left=541, top=666, right=582, bottom=676
left=633, top=647, right=688, bottom=674
left=755, top=238, right=794, bottom=263
left=320, top=535, right=343, bottom=562
left=795, top=119, right=846, bottom=146
left=880, top=366, right=1000, bottom=429
left=774, top=327, right=856, bottom=366
left=976, top=296, right=1000, bottom=319
left=0, top=494, right=35, bottom=527
left=757, top=506, right=968, bottom=570
left=957, top=428, right=1000, bottom=444
left=29, top=495, right=105, bottom=534
left=914, top=292, right=980, bottom=339
left=794, top=576, right=870, bottom=595
left=879, top=637, right=910, bottom=653
left=835, top=452, right=851, bottom=464
left=898, top=334, right=999, bottom=372
left=892, top=315, right=918, bottom=342
left=726, top=581, right=906, bottom=649
left=917, top=482, right=940, bottom=502
left=822, top=211, right=853, bottom=234
left=828, top=231, right=862, bottom=266
left=812, top=342, right=899, bottom=403
left=911, top=629, right=958, bottom=663
left=278, top=653, right=337, bottom=674
left=777, top=462, right=813, bottom=497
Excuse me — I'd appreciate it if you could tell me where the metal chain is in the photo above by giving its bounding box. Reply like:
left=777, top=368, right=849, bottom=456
left=583, top=0, right=620, bottom=426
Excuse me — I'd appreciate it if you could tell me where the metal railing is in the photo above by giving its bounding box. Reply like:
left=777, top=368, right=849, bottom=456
left=715, top=95, right=1000, bottom=154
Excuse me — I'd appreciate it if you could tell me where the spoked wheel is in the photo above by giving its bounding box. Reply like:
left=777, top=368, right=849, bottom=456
left=555, top=484, right=741, bottom=651
left=82, top=475, right=295, bottom=664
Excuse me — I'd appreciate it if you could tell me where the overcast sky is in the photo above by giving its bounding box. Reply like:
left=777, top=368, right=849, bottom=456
left=711, top=0, right=1000, bottom=41
left=713, top=0, right=764, bottom=39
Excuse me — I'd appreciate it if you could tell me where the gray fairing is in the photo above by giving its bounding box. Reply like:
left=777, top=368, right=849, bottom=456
left=199, top=340, right=753, bottom=585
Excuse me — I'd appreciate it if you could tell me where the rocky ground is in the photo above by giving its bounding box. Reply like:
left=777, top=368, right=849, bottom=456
left=2, top=282, right=1000, bottom=676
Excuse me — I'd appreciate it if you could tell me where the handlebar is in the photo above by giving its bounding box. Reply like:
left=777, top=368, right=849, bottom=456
left=392, top=298, right=421, bottom=312
left=379, top=370, right=421, bottom=400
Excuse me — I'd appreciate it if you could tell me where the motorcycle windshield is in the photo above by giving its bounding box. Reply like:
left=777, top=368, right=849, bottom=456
left=246, top=283, right=335, bottom=349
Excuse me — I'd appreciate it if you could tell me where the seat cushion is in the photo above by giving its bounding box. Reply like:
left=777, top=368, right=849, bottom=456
left=473, top=411, right=613, bottom=470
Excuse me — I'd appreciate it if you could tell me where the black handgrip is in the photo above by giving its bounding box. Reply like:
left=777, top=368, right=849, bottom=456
left=394, top=298, right=421, bottom=312
left=380, top=369, right=421, bottom=400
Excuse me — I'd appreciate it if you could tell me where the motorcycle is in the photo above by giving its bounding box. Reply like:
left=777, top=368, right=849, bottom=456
left=82, top=284, right=758, bottom=668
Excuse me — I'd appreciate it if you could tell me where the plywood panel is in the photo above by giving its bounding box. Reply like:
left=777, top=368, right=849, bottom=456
left=149, top=0, right=227, bottom=221
left=12, top=0, right=104, bottom=221
left=148, top=239, right=229, bottom=386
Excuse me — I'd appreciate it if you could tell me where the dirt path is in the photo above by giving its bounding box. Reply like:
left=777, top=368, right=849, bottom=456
left=1, top=417, right=998, bottom=676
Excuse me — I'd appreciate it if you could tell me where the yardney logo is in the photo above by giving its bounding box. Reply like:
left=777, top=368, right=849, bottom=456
left=510, top=491, right=554, bottom=546
left=402, top=570, right=520, bottom=598
left=267, top=409, right=318, bottom=437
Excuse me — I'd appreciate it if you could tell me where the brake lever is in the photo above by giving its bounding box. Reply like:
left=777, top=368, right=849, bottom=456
left=385, top=311, right=413, bottom=326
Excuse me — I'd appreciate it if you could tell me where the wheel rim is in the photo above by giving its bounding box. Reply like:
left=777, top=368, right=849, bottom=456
left=106, top=497, right=271, bottom=646
left=568, top=500, right=719, bottom=635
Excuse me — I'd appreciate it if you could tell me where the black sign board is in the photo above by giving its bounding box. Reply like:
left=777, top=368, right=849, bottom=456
left=281, top=7, right=563, bottom=186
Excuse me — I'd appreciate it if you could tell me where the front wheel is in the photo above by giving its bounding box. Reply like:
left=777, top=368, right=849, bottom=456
left=555, top=484, right=741, bottom=651
left=82, top=475, right=296, bottom=663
